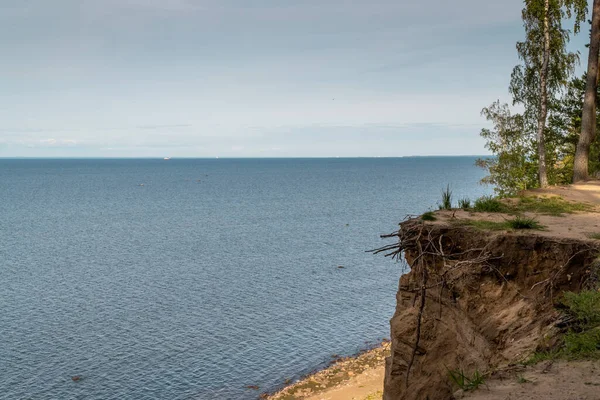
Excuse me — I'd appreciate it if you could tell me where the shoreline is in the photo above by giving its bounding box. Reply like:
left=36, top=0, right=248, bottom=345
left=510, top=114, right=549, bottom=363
left=266, top=340, right=390, bottom=400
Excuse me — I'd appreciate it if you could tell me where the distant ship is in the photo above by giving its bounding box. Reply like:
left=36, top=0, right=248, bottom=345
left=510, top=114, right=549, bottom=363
left=164, top=157, right=171, bottom=160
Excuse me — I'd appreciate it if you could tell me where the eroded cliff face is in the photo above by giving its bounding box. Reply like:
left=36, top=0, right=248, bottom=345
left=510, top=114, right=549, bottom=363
left=383, top=220, right=599, bottom=400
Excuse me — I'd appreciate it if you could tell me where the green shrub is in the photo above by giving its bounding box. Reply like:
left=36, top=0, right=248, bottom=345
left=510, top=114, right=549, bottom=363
left=564, top=329, right=600, bottom=357
left=473, top=196, right=505, bottom=212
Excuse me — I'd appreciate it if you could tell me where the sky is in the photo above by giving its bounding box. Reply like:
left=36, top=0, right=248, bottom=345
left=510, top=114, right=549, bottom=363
left=0, top=0, right=592, bottom=157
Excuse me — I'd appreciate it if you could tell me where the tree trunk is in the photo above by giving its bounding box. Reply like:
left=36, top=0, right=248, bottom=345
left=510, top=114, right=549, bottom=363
left=573, top=0, right=600, bottom=183
left=537, top=0, right=551, bottom=188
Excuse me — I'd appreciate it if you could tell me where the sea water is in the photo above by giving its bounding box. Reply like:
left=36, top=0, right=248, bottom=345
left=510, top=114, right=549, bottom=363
left=0, top=157, right=491, bottom=399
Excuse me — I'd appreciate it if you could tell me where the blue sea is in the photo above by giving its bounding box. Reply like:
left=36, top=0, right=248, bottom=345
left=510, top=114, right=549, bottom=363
left=0, top=157, right=490, bottom=399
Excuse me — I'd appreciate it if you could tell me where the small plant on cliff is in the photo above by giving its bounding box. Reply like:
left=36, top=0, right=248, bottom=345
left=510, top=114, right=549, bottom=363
left=448, top=368, right=485, bottom=391
left=458, top=198, right=471, bottom=210
left=363, top=391, right=383, bottom=400
left=562, top=291, right=600, bottom=326
left=473, top=196, right=505, bottom=213
left=439, top=185, right=453, bottom=210
left=421, top=211, right=437, bottom=221
left=506, top=216, right=543, bottom=230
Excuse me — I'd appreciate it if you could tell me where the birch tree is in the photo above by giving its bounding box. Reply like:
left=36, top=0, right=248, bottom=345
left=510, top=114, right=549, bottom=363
left=510, top=0, right=587, bottom=187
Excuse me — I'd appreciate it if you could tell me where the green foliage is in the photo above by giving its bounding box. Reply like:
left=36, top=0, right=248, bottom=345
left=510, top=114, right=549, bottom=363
left=506, top=216, right=543, bottom=230
left=588, top=233, right=600, bottom=240
left=439, top=185, right=453, bottom=210
left=458, top=198, right=471, bottom=210
left=525, top=290, right=600, bottom=363
left=448, top=368, right=485, bottom=391
left=473, top=196, right=506, bottom=213
left=510, top=0, right=585, bottom=117
left=516, top=374, right=531, bottom=384
left=477, top=102, right=538, bottom=196
left=421, top=211, right=437, bottom=221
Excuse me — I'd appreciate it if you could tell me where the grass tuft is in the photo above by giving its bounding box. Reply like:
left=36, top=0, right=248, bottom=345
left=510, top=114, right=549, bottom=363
left=473, top=196, right=505, bottom=213
left=440, top=185, right=453, bottom=210
left=458, top=198, right=471, bottom=210
left=506, top=216, right=543, bottom=230
left=448, top=368, right=485, bottom=392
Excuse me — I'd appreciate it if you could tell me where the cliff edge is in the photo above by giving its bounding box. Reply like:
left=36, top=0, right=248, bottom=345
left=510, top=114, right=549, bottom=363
left=382, top=183, right=600, bottom=400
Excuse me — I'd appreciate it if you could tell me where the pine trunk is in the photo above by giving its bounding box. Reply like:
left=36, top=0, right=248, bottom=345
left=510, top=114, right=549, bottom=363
left=537, top=0, right=551, bottom=188
left=573, top=0, right=600, bottom=183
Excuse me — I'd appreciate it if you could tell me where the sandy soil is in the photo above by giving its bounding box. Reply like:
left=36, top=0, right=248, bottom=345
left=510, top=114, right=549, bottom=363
left=304, top=367, right=383, bottom=400
left=463, top=361, right=600, bottom=400
left=266, top=342, right=389, bottom=400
